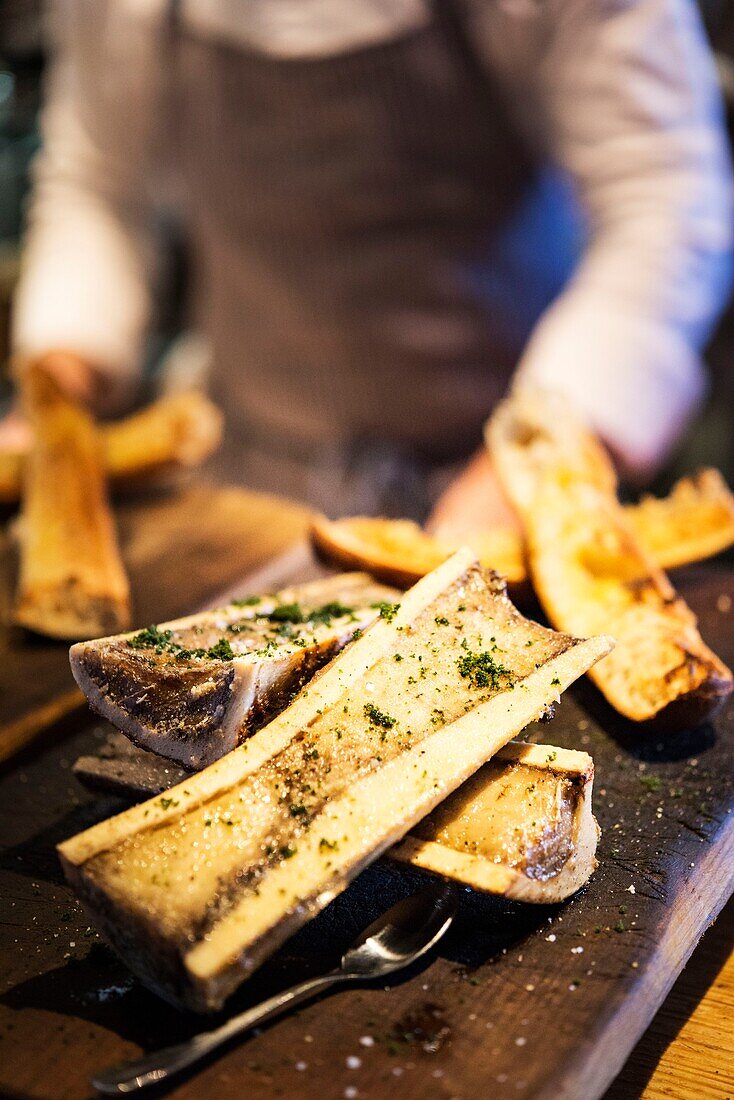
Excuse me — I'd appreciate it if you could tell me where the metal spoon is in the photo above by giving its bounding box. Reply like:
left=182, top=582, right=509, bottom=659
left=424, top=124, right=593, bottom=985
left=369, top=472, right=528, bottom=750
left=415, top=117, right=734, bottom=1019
left=92, top=883, right=459, bottom=1094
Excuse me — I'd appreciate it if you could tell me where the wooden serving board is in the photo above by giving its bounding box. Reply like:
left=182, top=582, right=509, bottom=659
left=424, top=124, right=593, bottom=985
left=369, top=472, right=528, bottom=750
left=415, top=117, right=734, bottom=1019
left=0, top=489, right=733, bottom=1100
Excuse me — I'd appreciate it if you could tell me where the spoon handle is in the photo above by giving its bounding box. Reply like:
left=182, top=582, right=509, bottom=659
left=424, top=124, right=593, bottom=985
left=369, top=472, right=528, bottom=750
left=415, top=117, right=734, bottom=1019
left=92, top=971, right=346, bottom=1094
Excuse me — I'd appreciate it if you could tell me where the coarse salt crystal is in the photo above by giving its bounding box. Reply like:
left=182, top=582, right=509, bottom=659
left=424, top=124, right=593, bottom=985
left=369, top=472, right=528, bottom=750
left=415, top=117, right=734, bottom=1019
left=359, top=1036, right=374, bottom=1047
left=546, top=934, right=556, bottom=942
left=346, top=1057, right=361, bottom=1070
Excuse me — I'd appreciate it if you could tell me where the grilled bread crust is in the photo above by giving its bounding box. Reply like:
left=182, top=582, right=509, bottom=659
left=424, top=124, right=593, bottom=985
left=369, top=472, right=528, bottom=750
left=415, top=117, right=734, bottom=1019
left=486, top=391, right=733, bottom=730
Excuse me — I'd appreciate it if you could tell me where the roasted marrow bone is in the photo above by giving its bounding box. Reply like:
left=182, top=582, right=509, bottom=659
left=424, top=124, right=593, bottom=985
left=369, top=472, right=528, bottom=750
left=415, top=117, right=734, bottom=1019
left=487, top=391, right=733, bottom=729
left=74, top=732, right=599, bottom=904
left=70, top=574, right=398, bottom=769
left=13, top=366, right=131, bottom=640
left=0, top=390, right=223, bottom=505
left=59, top=549, right=612, bottom=1012
left=392, top=740, right=598, bottom=902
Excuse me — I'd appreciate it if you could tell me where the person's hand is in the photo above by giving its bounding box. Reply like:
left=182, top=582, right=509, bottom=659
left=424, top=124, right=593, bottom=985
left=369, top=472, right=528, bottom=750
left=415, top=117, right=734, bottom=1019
left=426, top=448, right=519, bottom=542
left=0, top=351, right=99, bottom=453
left=19, top=350, right=99, bottom=405
left=0, top=407, right=31, bottom=452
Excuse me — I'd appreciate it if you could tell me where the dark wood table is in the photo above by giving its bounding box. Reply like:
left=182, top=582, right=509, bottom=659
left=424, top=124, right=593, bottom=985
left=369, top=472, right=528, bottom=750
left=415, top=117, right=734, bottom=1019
left=0, top=483, right=732, bottom=1100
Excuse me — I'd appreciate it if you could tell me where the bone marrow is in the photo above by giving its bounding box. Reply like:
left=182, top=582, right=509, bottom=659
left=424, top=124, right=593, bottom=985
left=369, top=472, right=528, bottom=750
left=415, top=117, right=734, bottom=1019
left=70, top=573, right=398, bottom=768
left=393, top=740, right=599, bottom=902
left=59, top=550, right=612, bottom=1011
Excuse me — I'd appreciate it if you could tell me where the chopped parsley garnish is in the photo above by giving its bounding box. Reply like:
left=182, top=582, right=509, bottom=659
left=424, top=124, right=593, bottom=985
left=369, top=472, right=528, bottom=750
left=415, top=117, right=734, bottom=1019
left=434, top=615, right=450, bottom=626
left=206, top=638, right=235, bottom=661
left=265, top=600, right=354, bottom=628
left=457, top=646, right=513, bottom=690
left=319, top=837, right=338, bottom=852
left=364, top=702, right=397, bottom=730
left=289, top=804, right=308, bottom=818
left=231, top=595, right=262, bottom=607
left=279, top=845, right=297, bottom=860
left=268, top=602, right=305, bottom=624
left=310, top=601, right=353, bottom=624
left=128, top=625, right=235, bottom=661
left=128, top=625, right=173, bottom=651
left=372, top=600, right=400, bottom=623
left=158, top=797, right=178, bottom=810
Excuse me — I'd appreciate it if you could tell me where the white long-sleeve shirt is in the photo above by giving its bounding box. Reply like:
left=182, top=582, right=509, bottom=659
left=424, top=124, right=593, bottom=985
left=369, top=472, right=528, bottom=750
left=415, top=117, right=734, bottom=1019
left=12, top=0, right=734, bottom=473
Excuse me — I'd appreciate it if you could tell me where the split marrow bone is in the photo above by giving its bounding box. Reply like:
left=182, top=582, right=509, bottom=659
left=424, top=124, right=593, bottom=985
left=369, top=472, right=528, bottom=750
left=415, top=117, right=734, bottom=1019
left=13, top=366, right=131, bottom=641
left=393, top=740, right=598, bottom=903
left=71, top=733, right=599, bottom=904
left=59, top=549, right=612, bottom=1011
left=69, top=573, right=398, bottom=769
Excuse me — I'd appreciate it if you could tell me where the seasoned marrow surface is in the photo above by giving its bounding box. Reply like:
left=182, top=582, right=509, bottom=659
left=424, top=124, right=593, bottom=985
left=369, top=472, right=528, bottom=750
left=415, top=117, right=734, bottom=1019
left=81, top=567, right=574, bottom=945
left=414, top=758, right=581, bottom=881
left=70, top=574, right=397, bottom=766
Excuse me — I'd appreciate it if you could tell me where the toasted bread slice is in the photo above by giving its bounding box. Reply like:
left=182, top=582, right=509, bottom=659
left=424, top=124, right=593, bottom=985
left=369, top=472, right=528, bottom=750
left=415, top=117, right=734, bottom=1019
left=310, top=470, right=734, bottom=593
left=0, top=391, right=223, bottom=505
left=310, top=514, right=527, bottom=587
left=392, top=740, right=599, bottom=903
left=486, top=391, right=733, bottom=730
left=59, top=549, right=612, bottom=1011
left=629, top=468, right=734, bottom=570
left=13, top=368, right=131, bottom=641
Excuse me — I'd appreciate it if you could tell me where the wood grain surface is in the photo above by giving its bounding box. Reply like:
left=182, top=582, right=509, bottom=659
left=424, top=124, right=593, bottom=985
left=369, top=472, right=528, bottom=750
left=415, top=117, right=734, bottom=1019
left=605, top=897, right=733, bottom=1099
left=0, top=485, right=732, bottom=1100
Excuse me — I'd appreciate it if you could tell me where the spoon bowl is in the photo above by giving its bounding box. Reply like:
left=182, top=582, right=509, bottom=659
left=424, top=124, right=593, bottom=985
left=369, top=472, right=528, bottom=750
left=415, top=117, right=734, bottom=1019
left=342, top=882, right=458, bottom=977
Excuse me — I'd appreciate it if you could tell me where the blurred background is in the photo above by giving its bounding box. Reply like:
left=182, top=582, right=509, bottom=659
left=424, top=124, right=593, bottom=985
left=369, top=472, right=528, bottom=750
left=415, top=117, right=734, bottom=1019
left=1, top=0, right=732, bottom=492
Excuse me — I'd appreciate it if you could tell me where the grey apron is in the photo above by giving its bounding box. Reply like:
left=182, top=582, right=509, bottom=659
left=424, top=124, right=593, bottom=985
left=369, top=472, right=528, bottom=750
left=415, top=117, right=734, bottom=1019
left=174, top=4, right=533, bottom=517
